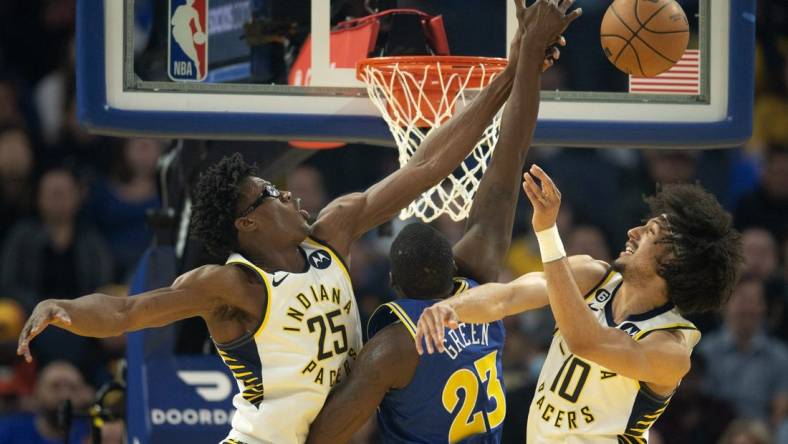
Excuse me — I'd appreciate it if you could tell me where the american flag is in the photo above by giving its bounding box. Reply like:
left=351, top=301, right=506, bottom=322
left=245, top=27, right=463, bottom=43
left=629, top=49, right=700, bottom=95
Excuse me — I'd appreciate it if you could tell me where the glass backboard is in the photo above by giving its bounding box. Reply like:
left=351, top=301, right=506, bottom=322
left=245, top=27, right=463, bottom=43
left=77, top=0, right=755, bottom=148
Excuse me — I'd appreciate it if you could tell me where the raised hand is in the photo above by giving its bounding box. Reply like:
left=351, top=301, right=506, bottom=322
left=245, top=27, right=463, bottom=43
left=17, top=300, right=72, bottom=363
left=524, top=0, right=582, bottom=50
left=522, top=164, right=562, bottom=232
left=509, top=0, right=568, bottom=72
left=414, top=302, right=460, bottom=355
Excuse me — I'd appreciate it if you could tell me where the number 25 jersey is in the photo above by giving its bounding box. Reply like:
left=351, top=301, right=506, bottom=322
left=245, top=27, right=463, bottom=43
left=216, top=237, right=362, bottom=444
left=368, top=278, right=507, bottom=444
left=527, top=269, right=700, bottom=444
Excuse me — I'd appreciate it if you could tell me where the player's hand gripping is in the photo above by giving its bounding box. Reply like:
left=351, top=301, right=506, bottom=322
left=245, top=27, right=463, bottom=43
left=509, top=0, right=568, bottom=72
left=414, top=302, right=460, bottom=355
left=523, top=164, right=562, bottom=232
left=523, top=0, right=582, bottom=51
left=17, top=300, right=72, bottom=363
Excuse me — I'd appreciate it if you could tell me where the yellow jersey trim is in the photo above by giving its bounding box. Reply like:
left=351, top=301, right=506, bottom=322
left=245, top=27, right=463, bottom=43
left=633, top=323, right=699, bottom=341
left=384, top=302, right=418, bottom=338
left=452, top=277, right=470, bottom=295
left=226, top=260, right=273, bottom=338
left=584, top=269, right=617, bottom=301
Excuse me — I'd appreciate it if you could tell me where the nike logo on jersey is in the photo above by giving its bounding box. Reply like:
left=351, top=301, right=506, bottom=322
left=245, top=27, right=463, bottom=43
left=272, top=273, right=290, bottom=287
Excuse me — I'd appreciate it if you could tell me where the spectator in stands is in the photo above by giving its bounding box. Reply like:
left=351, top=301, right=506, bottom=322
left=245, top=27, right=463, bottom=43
left=739, top=228, right=788, bottom=339
left=0, top=298, right=35, bottom=414
left=0, top=125, right=34, bottom=240
left=285, top=164, right=329, bottom=218
left=718, top=419, right=774, bottom=444
left=0, top=361, right=92, bottom=444
left=0, top=78, right=25, bottom=127
left=735, top=145, right=788, bottom=245
left=54, top=91, right=111, bottom=175
left=566, top=223, right=612, bottom=263
left=539, top=148, right=622, bottom=244
left=347, top=239, right=390, bottom=326
left=0, top=167, right=114, bottom=312
left=654, top=354, right=736, bottom=444
left=0, top=167, right=113, bottom=384
left=34, top=38, right=75, bottom=147
left=643, top=149, right=699, bottom=186
left=698, top=278, right=788, bottom=424
left=742, top=228, right=780, bottom=281
left=86, top=138, right=162, bottom=279
left=749, top=45, right=787, bottom=156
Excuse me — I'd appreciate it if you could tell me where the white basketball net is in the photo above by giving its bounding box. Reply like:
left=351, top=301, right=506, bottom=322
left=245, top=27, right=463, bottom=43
left=359, top=60, right=503, bottom=223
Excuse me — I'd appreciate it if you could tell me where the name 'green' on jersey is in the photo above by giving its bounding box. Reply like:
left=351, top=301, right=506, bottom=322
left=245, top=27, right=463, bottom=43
left=527, top=270, right=700, bottom=444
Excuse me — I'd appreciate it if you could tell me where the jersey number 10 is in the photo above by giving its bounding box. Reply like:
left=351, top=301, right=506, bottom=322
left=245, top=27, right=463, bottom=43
left=550, top=354, right=591, bottom=403
left=442, top=350, right=506, bottom=443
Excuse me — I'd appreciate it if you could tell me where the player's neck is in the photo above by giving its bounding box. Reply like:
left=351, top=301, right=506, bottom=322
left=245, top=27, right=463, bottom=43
left=243, top=244, right=307, bottom=274
left=614, top=279, right=669, bottom=324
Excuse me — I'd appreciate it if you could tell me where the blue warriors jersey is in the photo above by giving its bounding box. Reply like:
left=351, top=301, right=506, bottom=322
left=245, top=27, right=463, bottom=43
left=367, top=278, right=506, bottom=444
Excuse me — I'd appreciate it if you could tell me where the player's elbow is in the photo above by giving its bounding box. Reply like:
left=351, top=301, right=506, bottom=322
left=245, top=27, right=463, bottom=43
left=114, top=297, right=136, bottom=334
left=498, top=283, right=527, bottom=317
left=671, top=354, right=691, bottom=383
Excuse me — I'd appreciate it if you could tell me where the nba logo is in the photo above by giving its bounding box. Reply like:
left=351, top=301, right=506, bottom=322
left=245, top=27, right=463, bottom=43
left=168, top=0, right=208, bottom=82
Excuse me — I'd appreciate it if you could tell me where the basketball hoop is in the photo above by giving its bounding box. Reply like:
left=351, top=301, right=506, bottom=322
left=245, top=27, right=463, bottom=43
left=357, top=56, right=508, bottom=223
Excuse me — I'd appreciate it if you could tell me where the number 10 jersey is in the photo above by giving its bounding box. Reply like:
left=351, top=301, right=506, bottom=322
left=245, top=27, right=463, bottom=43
left=216, top=237, right=362, bottom=444
left=527, top=270, right=700, bottom=444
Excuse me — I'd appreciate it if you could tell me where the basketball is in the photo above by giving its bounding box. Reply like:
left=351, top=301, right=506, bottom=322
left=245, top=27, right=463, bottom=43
left=600, top=0, right=689, bottom=77
left=193, top=32, right=206, bottom=45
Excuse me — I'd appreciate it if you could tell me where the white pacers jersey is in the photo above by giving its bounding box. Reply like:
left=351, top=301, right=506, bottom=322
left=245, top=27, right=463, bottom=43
left=217, top=237, right=362, bottom=444
left=527, top=270, right=700, bottom=444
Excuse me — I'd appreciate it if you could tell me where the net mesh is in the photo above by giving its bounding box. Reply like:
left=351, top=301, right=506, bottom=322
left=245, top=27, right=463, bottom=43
left=358, top=57, right=506, bottom=222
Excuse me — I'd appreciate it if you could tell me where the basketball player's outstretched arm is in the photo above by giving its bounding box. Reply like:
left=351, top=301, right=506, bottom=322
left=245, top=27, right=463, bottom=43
left=415, top=255, right=608, bottom=354
left=453, top=0, right=581, bottom=284
left=311, top=0, right=576, bottom=258
left=17, top=265, right=251, bottom=362
left=522, top=165, right=692, bottom=388
left=307, top=324, right=418, bottom=444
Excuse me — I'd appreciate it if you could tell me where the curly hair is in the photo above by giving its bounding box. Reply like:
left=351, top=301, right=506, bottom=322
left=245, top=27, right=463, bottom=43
left=645, top=183, right=743, bottom=314
left=191, top=154, right=257, bottom=257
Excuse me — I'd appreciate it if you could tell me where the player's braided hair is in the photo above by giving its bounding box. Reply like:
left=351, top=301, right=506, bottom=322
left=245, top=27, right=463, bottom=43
left=646, top=183, right=743, bottom=314
left=390, top=223, right=456, bottom=299
left=191, top=153, right=257, bottom=257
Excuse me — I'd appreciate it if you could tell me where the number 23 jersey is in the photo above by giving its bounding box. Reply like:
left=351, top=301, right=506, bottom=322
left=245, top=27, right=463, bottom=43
left=368, top=278, right=507, bottom=444
left=527, top=270, right=700, bottom=444
left=216, top=237, right=362, bottom=444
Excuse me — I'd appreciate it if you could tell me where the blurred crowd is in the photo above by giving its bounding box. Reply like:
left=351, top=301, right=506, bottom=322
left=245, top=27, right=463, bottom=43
left=1, top=1, right=788, bottom=444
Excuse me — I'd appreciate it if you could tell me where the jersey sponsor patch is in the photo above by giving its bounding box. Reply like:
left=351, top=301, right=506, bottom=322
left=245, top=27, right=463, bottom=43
left=168, top=0, right=208, bottom=81
left=308, top=250, right=332, bottom=269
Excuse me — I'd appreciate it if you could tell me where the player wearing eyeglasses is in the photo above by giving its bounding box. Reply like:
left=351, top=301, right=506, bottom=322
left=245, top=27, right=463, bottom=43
left=16, top=14, right=558, bottom=441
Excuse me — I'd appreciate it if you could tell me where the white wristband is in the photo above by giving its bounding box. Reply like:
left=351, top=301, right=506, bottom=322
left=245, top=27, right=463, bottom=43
left=536, top=225, right=566, bottom=263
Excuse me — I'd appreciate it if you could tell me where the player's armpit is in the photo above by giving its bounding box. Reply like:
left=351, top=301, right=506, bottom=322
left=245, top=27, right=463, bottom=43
left=572, top=328, right=692, bottom=390
left=307, top=323, right=418, bottom=444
